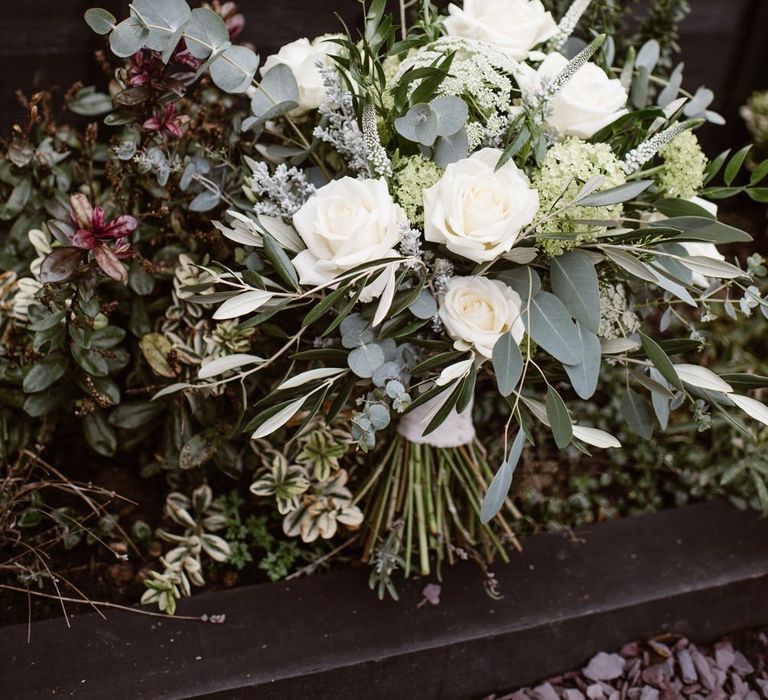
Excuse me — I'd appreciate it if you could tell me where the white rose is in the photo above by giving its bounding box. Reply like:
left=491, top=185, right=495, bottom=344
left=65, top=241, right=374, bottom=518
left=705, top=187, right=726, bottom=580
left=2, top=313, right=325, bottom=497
left=439, top=276, right=525, bottom=358
left=261, top=37, right=332, bottom=112
left=424, top=148, right=539, bottom=263
left=517, top=53, right=628, bottom=138
left=443, top=0, right=557, bottom=60
left=292, top=177, right=404, bottom=296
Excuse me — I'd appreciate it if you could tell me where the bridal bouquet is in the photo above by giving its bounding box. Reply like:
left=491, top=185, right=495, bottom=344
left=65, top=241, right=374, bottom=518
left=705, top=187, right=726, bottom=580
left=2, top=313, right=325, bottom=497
left=7, top=0, right=768, bottom=610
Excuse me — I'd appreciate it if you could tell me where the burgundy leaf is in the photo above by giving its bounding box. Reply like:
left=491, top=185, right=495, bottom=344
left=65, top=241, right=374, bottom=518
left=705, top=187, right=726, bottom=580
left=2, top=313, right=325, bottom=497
left=93, top=245, right=128, bottom=283
left=103, top=215, right=138, bottom=239
left=47, top=219, right=75, bottom=246
left=69, top=193, right=93, bottom=230
left=39, top=247, right=83, bottom=283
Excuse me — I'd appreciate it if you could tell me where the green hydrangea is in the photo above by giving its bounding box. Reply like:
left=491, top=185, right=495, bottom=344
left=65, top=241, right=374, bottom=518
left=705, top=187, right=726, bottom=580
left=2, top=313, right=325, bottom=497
left=532, top=138, right=626, bottom=257
left=392, top=155, right=443, bottom=227
left=658, top=130, right=707, bottom=199
left=741, top=90, right=768, bottom=149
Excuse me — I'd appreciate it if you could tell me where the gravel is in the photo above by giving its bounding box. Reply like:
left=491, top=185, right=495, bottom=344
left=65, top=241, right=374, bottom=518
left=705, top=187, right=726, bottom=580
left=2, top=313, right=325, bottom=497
left=483, top=630, right=768, bottom=700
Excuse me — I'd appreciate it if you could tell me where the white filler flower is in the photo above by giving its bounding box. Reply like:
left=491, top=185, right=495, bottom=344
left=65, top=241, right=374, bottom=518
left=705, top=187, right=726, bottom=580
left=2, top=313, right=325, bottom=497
left=443, top=0, right=557, bottom=60
left=439, top=276, right=525, bottom=358
left=424, top=148, right=539, bottom=263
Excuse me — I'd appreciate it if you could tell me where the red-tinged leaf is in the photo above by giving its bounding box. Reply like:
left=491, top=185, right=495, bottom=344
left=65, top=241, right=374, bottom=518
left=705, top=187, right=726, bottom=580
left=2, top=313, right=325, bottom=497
left=39, top=247, right=83, bottom=283
left=93, top=246, right=128, bottom=283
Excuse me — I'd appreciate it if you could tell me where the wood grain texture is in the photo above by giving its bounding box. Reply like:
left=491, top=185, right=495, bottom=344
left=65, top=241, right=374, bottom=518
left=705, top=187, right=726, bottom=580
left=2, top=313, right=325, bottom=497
left=2, top=501, right=768, bottom=699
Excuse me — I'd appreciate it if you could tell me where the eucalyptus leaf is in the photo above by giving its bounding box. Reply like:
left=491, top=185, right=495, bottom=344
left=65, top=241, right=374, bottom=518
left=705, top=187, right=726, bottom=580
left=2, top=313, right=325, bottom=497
left=433, top=128, right=469, bottom=167
left=109, top=16, right=150, bottom=57
left=550, top=251, right=600, bottom=333
left=480, top=430, right=525, bottom=524
left=250, top=63, right=299, bottom=122
left=347, top=343, right=386, bottom=378
left=523, top=292, right=583, bottom=365
left=621, top=388, right=653, bottom=439
left=210, top=45, right=260, bottom=94
left=131, top=0, right=191, bottom=52
left=563, top=322, right=600, bottom=400
left=492, top=332, right=523, bottom=397
left=84, top=7, right=116, bottom=34
left=430, top=95, right=468, bottom=136
left=546, top=386, right=572, bottom=449
left=184, top=7, right=229, bottom=59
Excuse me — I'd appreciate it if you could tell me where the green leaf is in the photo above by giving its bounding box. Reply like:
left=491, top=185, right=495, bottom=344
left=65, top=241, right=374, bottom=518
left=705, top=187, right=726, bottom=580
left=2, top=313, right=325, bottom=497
left=720, top=373, right=768, bottom=390
left=724, top=145, right=751, bottom=186
left=649, top=369, right=670, bottom=430
left=23, top=358, right=66, bottom=393
left=563, top=322, right=600, bottom=400
left=180, top=432, right=217, bottom=470
left=109, top=401, right=164, bottom=429
left=262, top=233, right=299, bottom=290
left=72, top=345, right=109, bottom=377
left=639, top=332, right=683, bottom=390
left=546, top=386, right=572, bottom=449
left=492, top=332, right=523, bottom=397
left=423, top=382, right=464, bottom=436
left=703, top=149, right=730, bottom=185
left=576, top=180, right=653, bottom=207
left=654, top=198, right=715, bottom=219
left=83, top=410, right=117, bottom=457
left=550, top=251, right=601, bottom=333
left=653, top=216, right=753, bottom=243
left=302, top=285, right=351, bottom=327
left=621, top=389, right=653, bottom=439
left=84, top=8, right=117, bottom=34
left=480, top=430, right=524, bottom=524
left=523, top=292, right=583, bottom=365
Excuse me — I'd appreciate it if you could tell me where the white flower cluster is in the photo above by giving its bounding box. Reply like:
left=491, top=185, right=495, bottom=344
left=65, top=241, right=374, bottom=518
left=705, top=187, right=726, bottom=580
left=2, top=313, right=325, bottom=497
left=394, top=37, right=520, bottom=149
left=598, top=281, right=641, bottom=340
left=313, top=64, right=371, bottom=177
left=248, top=161, right=316, bottom=220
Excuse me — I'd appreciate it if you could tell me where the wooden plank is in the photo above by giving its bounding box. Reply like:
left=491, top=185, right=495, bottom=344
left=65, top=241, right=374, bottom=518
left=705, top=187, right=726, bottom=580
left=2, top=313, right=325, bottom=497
left=2, top=500, right=768, bottom=699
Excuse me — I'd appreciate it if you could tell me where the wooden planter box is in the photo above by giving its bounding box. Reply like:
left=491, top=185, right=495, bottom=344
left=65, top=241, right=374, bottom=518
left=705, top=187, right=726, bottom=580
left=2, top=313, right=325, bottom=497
left=3, top=500, right=768, bottom=699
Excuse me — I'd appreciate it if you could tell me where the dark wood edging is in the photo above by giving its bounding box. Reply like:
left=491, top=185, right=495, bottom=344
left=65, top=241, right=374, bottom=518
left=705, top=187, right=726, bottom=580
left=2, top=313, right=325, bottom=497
left=2, top=500, right=768, bottom=699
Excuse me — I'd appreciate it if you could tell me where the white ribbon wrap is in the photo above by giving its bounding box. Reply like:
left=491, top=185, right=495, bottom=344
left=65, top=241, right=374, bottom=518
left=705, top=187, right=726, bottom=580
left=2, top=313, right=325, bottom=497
left=396, top=393, right=476, bottom=448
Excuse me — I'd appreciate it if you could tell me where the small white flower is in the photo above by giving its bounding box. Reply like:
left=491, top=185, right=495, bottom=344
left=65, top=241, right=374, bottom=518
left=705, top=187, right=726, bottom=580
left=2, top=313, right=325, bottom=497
left=262, top=37, right=334, bottom=112
left=424, top=148, right=539, bottom=263
left=292, top=177, right=404, bottom=298
left=517, top=53, right=628, bottom=138
left=438, top=276, right=524, bottom=358
left=443, top=0, right=557, bottom=60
